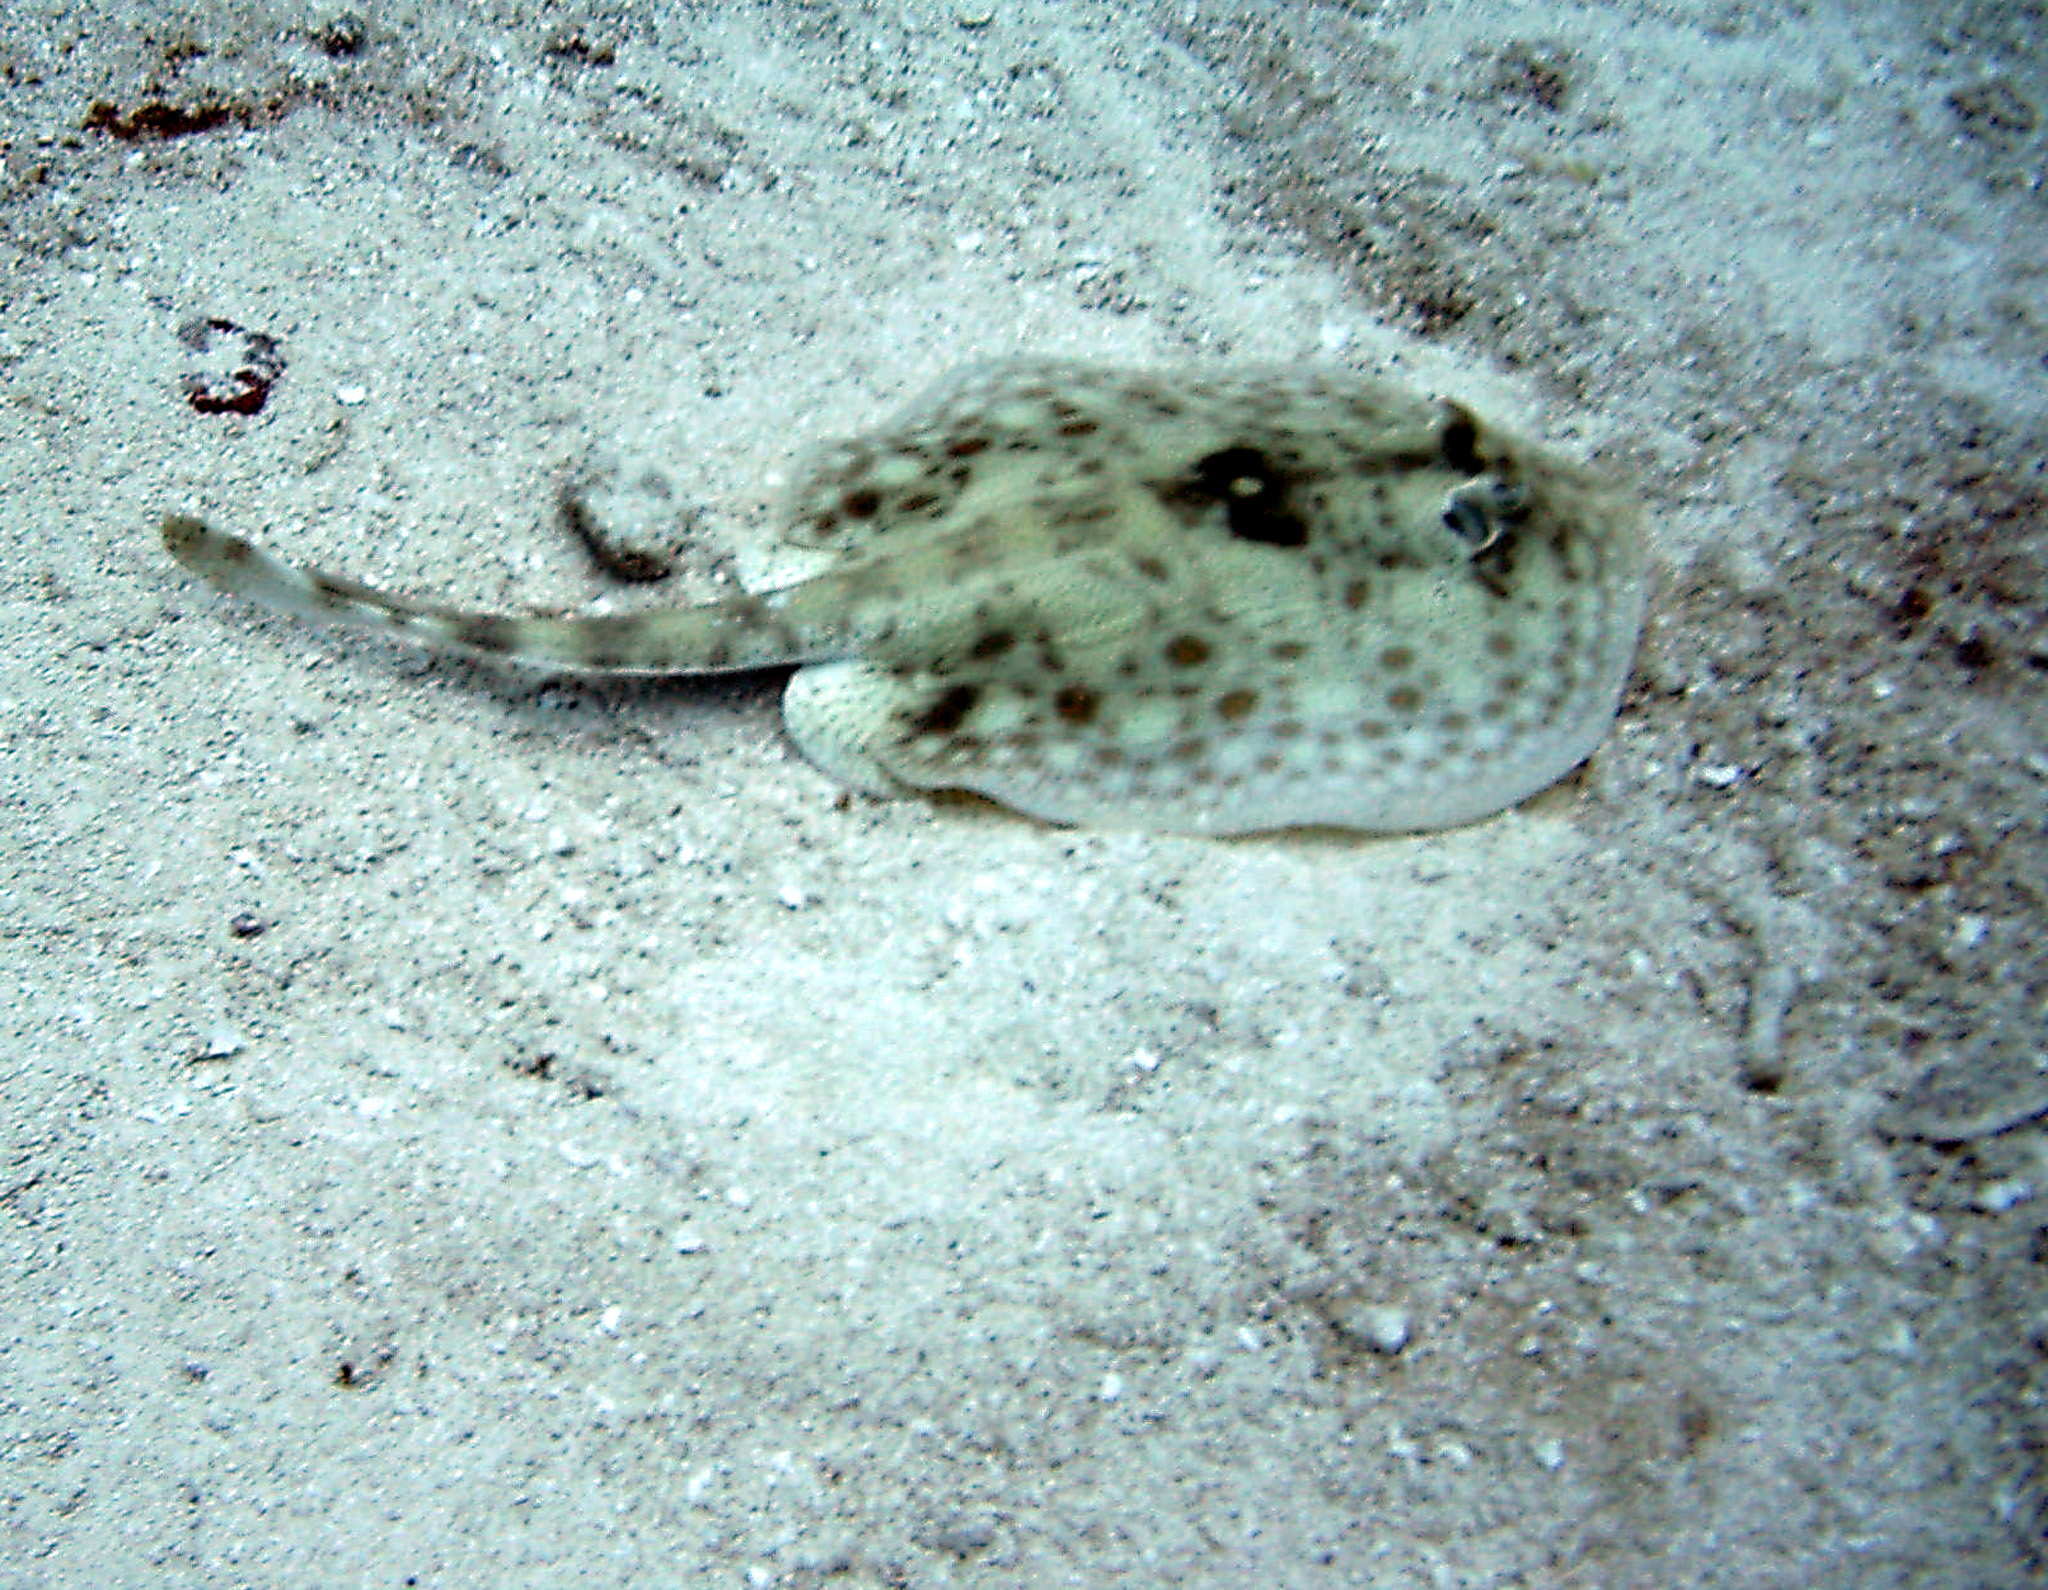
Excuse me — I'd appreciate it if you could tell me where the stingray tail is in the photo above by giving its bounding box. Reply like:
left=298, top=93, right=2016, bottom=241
left=160, top=514, right=846, bottom=676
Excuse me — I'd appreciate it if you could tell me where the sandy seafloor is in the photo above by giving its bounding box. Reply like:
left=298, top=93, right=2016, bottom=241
left=2, top=1, right=2044, bottom=1585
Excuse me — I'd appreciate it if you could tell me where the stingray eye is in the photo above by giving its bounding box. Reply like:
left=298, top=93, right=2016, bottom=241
left=1442, top=478, right=1525, bottom=554
left=1442, top=494, right=1487, bottom=548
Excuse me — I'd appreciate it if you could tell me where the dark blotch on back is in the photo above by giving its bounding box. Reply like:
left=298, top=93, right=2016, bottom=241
left=447, top=615, right=522, bottom=653
left=1054, top=684, right=1100, bottom=724
left=1438, top=402, right=1484, bottom=476
left=1154, top=446, right=1309, bottom=548
left=1471, top=535, right=1521, bottom=600
left=911, top=683, right=980, bottom=737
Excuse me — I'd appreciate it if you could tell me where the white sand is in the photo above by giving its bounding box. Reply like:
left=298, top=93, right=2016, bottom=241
left=2, top=2, right=2041, bottom=1584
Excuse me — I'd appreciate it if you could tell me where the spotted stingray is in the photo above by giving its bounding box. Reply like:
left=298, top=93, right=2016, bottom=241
left=163, top=358, right=1646, bottom=835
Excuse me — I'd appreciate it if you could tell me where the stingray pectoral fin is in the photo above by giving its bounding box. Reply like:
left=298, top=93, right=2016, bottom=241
left=779, top=662, right=920, bottom=796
